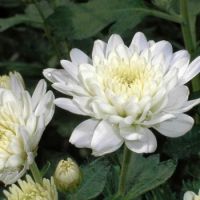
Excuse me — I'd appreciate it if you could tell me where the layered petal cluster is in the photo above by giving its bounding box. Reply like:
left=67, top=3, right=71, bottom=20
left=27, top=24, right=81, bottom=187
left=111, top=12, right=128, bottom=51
left=44, top=32, right=200, bottom=156
left=4, top=175, right=58, bottom=200
left=184, top=190, right=200, bottom=200
left=0, top=72, right=55, bottom=184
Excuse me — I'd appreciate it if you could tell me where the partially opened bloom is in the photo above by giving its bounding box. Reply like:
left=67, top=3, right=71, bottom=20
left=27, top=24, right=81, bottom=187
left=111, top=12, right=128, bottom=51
left=4, top=175, right=58, bottom=200
left=184, top=190, right=200, bottom=200
left=44, top=32, right=200, bottom=156
left=0, top=72, right=55, bottom=184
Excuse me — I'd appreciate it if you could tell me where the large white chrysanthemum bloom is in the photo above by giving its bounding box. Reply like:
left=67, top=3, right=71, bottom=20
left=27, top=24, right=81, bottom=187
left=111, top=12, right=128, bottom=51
left=0, top=72, right=55, bottom=184
left=184, top=190, right=200, bottom=200
left=43, top=32, right=200, bottom=156
left=4, top=175, right=58, bottom=200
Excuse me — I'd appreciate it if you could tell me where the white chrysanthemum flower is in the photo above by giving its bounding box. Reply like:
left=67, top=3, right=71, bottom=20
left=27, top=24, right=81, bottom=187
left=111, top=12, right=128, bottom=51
left=44, top=32, right=200, bottom=156
left=4, top=175, right=58, bottom=200
left=54, top=158, right=81, bottom=191
left=0, top=72, right=55, bottom=184
left=184, top=190, right=200, bottom=200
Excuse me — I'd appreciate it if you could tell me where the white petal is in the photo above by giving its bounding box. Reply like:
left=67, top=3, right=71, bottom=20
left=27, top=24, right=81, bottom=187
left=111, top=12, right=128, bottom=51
left=31, top=115, right=45, bottom=148
left=153, top=114, right=194, bottom=137
left=150, top=41, right=172, bottom=68
left=54, top=98, right=87, bottom=115
left=10, top=72, right=25, bottom=97
left=181, top=56, right=200, bottom=84
left=43, top=68, right=67, bottom=83
left=171, top=50, right=189, bottom=63
left=91, top=120, right=123, bottom=156
left=92, top=39, right=107, bottom=61
left=172, top=98, right=200, bottom=113
left=31, top=79, right=47, bottom=111
left=129, top=32, right=148, bottom=53
left=171, top=51, right=190, bottom=79
left=69, top=119, right=99, bottom=148
left=142, top=113, right=175, bottom=126
left=165, top=85, right=189, bottom=111
left=60, top=60, right=78, bottom=81
left=116, top=44, right=130, bottom=62
left=26, top=114, right=37, bottom=135
left=0, top=162, right=28, bottom=185
left=106, top=34, right=124, bottom=57
left=34, top=91, right=55, bottom=125
left=52, top=82, right=88, bottom=96
left=21, top=91, right=33, bottom=120
left=70, top=48, right=91, bottom=65
left=150, top=41, right=172, bottom=58
left=19, top=126, right=32, bottom=153
left=124, top=127, right=157, bottom=153
left=5, top=155, right=23, bottom=168
left=183, top=191, right=195, bottom=200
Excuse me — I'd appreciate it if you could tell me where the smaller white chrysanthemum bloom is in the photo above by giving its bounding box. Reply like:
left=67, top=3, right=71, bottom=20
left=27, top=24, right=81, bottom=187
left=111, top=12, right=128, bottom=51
left=184, top=190, right=200, bottom=200
left=4, top=175, right=58, bottom=200
left=0, top=72, right=24, bottom=89
left=44, top=32, right=200, bottom=156
left=54, top=158, right=81, bottom=191
left=0, top=72, right=55, bottom=185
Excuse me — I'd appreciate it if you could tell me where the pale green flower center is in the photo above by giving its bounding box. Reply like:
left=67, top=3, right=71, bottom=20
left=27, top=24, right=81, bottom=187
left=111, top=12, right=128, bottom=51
left=0, top=75, right=10, bottom=89
left=99, top=57, right=163, bottom=101
left=21, top=190, right=46, bottom=200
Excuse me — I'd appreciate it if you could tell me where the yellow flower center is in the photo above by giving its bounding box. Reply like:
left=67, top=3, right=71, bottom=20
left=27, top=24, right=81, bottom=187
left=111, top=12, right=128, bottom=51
left=99, top=56, right=163, bottom=101
left=0, top=75, right=10, bottom=89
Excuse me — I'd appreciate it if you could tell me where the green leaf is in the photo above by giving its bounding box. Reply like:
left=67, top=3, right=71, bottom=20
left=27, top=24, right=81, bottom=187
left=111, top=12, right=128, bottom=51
left=0, top=0, right=53, bottom=31
left=68, top=159, right=110, bottom=200
left=163, top=125, right=200, bottom=159
left=46, top=0, right=148, bottom=40
left=144, top=183, right=177, bottom=200
left=124, top=154, right=177, bottom=200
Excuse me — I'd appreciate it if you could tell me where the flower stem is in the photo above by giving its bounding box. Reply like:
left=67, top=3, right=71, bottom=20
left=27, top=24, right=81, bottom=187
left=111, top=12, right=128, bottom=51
left=180, top=0, right=200, bottom=92
left=30, top=161, right=43, bottom=184
left=117, top=146, right=132, bottom=195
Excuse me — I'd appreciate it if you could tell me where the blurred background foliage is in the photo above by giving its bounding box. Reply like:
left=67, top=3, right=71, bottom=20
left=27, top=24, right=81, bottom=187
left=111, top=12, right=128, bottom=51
left=1, top=0, right=200, bottom=199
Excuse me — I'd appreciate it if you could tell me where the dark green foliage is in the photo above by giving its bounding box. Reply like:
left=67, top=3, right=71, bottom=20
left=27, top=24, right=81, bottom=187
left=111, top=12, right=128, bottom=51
left=124, top=154, right=177, bottom=200
left=67, top=158, right=110, bottom=200
left=163, top=125, right=200, bottom=159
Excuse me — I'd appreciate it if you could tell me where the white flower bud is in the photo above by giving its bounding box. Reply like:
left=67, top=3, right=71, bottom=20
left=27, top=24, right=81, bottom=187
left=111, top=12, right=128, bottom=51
left=54, top=158, right=81, bottom=191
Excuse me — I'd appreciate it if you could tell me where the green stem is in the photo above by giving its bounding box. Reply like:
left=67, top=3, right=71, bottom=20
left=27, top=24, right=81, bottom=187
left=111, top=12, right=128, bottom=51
left=180, top=0, right=200, bottom=92
left=117, top=146, right=132, bottom=195
left=180, top=0, right=195, bottom=53
left=30, top=161, right=43, bottom=184
left=32, top=0, right=62, bottom=59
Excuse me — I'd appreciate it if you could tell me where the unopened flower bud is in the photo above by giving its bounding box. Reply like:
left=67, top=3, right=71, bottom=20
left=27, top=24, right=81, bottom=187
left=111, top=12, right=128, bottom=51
left=54, top=158, right=81, bottom=191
